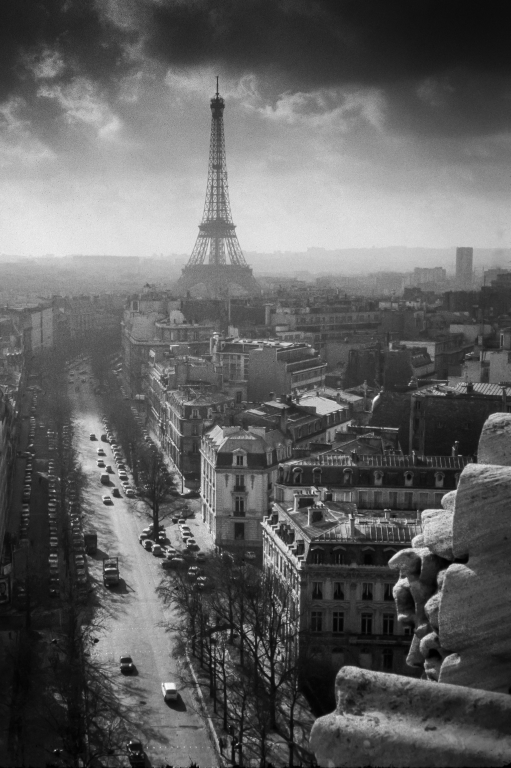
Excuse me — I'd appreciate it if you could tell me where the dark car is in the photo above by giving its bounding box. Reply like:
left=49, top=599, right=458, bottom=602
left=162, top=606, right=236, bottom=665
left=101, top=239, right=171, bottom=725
left=126, top=740, right=145, bottom=766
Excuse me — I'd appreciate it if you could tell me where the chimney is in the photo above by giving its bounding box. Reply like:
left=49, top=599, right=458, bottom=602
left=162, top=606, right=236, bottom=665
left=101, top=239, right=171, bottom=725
left=466, top=381, right=474, bottom=394
left=349, top=514, right=356, bottom=538
left=350, top=451, right=359, bottom=463
left=412, top=450, right=417, bottom=466
left=452, top=441, right=459, bottom=457
left=307, top=504, right=323, bottom=526
left=269, top=391, right=275, bottom=401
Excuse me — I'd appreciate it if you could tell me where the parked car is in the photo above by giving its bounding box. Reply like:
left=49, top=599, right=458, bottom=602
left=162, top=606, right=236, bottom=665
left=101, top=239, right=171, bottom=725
left=152, top=544, right=163, bottom=557
left=244, top=551, right=257, bottom=561
left=89, top=433, right=96, bottom=440
left=97, top=448, right=106, bottom=456
left=112, top=487, right=121, bottom=497
left=143, top=539, right=154, bottom=551
left=102, top=495, right=113, bottom=505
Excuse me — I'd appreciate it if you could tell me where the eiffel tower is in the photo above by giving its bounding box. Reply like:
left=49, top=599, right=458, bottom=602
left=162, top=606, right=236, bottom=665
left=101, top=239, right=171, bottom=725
left=175, top=79, right=261, bottom=298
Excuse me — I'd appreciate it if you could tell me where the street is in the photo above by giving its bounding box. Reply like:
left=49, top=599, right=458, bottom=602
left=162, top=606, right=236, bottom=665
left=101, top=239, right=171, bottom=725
left=69, top=370, right=218, bottom=767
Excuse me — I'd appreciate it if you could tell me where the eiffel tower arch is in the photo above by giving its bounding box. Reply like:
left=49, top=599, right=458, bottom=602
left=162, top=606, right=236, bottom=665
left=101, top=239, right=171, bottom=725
left=174, top=81, right=261, bottom=299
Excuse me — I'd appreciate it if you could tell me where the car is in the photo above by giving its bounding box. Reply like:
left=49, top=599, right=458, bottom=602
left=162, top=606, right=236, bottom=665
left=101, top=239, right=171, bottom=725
left=126, top=740, right=145, bottom=767
left=177, top=518, right=187, bottom=526
left=125, top=488, right=135, bottom=498
left=49, top=553, right=59, bottom=563
left=102, top=495, right=113, bottom=505
left=116, top=463, right=126, bottom=471
left=97, top=448, right=106, bottom=456
left=161, top=682, right=178, bottom=701
left=21, top=504, right=30, bottom=513
left=97, top=460, right=105, bottom=468
left=112, top=487, right=121, bottom=498
left=187, top=541, right=200, bottom=552
left=49, top=538, right=59, bottom=548
left=89, top=433, right=96, bottom=440
left=118, top=471, right=128, bottom=481
left=164, top=556, right=185, bottom=568
left=244, top=551, right=257, bottom=561
left=161, top=559, right=176, bottom=569
left=197, top=576, right=208, bottom=590
left=120, top=654, right=135, bottom=674
left=139, top=532, right=149, bottom=543
left=143, top=539, right=154, bottom=551
left=100, top=434, right=108, bottom=442
left=22, top=491, right=31, bottom=501
left=105, top=465, right=113, bottom=473
left=187, top=566, right=200, bottom=579
left=152, top=544, right=163, bottom=557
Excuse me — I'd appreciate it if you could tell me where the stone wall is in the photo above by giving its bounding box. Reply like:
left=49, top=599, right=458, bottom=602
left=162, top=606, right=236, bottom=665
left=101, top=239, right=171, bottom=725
left=310, top=412, right=511, bottom=766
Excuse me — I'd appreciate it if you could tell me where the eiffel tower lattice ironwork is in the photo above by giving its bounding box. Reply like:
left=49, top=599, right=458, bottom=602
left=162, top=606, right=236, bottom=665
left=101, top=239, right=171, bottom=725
left=187, top=78, right=247, bottom=268
left=175, top=79, right=260, bottom=297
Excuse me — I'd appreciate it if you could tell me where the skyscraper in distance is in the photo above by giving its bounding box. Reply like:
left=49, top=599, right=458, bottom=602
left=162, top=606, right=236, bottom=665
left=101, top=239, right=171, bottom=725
left=455, top=247, right=473, bottom=289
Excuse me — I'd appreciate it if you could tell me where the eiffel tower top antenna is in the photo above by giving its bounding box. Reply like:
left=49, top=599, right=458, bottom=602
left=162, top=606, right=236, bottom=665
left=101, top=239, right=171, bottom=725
left=216, top=75, right=219, bottom=97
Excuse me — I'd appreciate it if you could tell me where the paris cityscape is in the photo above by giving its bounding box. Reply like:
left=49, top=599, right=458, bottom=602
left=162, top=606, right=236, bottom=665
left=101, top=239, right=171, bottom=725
left=1, top=3, right=511, bottom=767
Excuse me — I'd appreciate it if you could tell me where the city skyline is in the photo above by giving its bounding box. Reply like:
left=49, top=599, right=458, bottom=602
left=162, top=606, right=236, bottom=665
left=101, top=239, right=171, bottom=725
left=0, top=2, right=510, bottom=257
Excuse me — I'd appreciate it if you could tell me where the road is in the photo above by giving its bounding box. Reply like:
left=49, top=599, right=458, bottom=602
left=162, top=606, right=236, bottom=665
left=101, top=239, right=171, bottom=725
left=69, top=370, right=218, bottom=767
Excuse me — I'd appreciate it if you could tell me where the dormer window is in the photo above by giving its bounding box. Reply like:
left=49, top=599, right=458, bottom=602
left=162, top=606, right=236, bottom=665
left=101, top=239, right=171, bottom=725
left=434, top=471, right=445, bottom=489
left=312, top=467, right=322, bottom=485
left=266, top=451, right=272, bottom=465
left=191, top=408, right=199, bottom=419
left=343, top=468, right=352, bottom=485
left=374, top=470, right=383, bottom=487
left=292, top=467, right=303, bottom=485
left=404, top=471, right=414, bottom=487
left=233, top=451, right=246, bottom=467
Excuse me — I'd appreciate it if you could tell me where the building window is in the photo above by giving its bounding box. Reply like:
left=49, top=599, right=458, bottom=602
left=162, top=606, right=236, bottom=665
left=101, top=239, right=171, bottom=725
left=312, top=582, right=323, bottom=600
left=435, top=472, right=445, bottom=489
left=235, top=454, right=245, bottom=467
left=384, top=583, right=394, bottom=601
left=192, top=409, right=199, bottom=419
left=362, top=582, right=373, bottom=600
left=332, top=611, right=344, bottom=633
left=419, top=492, right=429, bottom=509
left=361, top=613, right=373, bottom=634
left=234, top=496, right=245, bottom=515
left=363, top=551, right=374, bottom=565
left=403, top=625, right=413, bottom=636
left=374, top=471, right=383, bottom=487
left=310, top=549, right=325, bottom=565
left=236, top=391, right=242, bottom=403
left=293, top=468, right=303, bottom=485
left=374, top=491, right=383, bottom=509
left=382, top=613, right=395, bottom=635
left=234, top=522, right=245, bottom=540
left=235, top=474, right=245, bottom=490
left=333, top=582, right=344, bottom=600
left=192, top=442, right=199, bottom=453
left=404, top=471, right=413, bottom=487
left=192, top=424, right=199, bottom=436
left=311, top=611, right=323, bottom=633
left=404, top=491, right=414, bottom=509
left=382, top=649, right=393, bottom=670
left=333, top=550, right=346, bottom=565
left=312, top=468, right=322, bottom=485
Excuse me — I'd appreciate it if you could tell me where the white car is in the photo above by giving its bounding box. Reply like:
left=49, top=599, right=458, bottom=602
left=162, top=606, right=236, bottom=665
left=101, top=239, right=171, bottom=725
left=102, top=495, right=113, bottom=505
left=97, top=448, right=106, bottom=456
left=161, top=682, right=178, bottom=701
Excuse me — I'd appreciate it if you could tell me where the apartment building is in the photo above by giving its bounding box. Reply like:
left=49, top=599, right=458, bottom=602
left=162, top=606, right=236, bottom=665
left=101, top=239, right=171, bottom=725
left=201, top=425, right=290, bottom=559
left=262, top=492, right=420, bottom=674
left=274, top=451, right=470, bottom=513
left=248, top=342, right=327, bottom=402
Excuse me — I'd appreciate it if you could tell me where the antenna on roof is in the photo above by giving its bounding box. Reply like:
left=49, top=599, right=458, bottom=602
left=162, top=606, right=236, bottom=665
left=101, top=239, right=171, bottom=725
left=216, top=75, right=219, bottom=97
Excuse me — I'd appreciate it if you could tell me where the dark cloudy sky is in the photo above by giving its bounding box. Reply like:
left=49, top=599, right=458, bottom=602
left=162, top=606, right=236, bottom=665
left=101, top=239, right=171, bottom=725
left=1, top=0, right=510, bottom=258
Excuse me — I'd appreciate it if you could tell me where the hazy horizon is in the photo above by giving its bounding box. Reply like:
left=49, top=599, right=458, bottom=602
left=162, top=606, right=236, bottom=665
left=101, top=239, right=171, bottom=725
left=1, top=3, right=511, bottom=257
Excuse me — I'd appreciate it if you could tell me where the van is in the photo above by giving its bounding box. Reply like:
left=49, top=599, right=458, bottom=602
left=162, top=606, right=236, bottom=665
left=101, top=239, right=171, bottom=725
left=100, top=473, right=110, bottom=485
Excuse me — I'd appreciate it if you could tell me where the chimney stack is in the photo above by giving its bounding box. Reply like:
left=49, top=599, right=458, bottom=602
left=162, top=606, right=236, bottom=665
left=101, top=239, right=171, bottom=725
left=307, top=504, right=323, bottom=526
left=452, top=441, right=459, bottom=457
left=349, top=514, right=356, bottom=538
